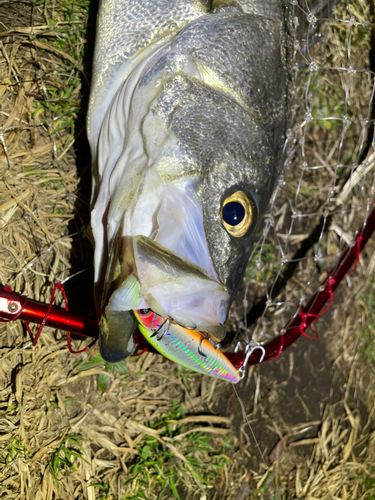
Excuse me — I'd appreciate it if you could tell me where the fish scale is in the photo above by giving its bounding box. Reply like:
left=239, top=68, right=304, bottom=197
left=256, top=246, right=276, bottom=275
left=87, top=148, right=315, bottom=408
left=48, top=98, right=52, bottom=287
left=88, top=0, right=209, bottom=156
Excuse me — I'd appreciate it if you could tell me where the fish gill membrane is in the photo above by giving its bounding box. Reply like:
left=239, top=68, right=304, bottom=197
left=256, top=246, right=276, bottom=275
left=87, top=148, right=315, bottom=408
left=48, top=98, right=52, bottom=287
left=88, top=0, right=348, bottom=368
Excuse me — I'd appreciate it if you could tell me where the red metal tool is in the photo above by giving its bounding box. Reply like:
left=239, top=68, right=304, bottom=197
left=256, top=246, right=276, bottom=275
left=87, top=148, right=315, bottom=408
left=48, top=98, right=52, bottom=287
left=0, top=286, right=98, bottom=337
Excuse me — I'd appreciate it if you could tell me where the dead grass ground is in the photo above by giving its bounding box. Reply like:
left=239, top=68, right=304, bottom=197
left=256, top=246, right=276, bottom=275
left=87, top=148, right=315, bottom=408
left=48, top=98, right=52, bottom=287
left=0, top=0, right=375, bottom=499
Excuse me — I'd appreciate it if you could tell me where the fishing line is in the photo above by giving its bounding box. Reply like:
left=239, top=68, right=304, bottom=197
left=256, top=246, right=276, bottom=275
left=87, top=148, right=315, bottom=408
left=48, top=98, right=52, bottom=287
left=232, top=385, right=268, bottom=469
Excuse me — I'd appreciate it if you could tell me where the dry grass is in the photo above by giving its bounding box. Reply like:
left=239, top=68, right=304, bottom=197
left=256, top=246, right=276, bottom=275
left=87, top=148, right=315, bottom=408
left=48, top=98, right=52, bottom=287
left=0, top=0, right=89, bottom=301
left=1, top=0, right=375, bottom=499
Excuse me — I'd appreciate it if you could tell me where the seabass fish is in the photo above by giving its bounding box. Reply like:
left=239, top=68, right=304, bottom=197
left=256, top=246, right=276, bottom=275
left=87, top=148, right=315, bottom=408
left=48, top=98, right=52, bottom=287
left=87, top=0, right=333, bottom=363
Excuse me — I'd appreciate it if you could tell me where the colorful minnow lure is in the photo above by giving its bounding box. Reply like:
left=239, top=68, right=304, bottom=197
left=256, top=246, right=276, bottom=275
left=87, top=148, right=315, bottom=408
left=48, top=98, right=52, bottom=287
left=134, top=309, right=240, bottom=384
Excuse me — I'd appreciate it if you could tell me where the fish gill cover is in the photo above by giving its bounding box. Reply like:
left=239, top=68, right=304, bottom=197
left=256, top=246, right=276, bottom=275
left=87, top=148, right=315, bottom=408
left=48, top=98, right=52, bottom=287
left=0, top=0, right=375, bottom=499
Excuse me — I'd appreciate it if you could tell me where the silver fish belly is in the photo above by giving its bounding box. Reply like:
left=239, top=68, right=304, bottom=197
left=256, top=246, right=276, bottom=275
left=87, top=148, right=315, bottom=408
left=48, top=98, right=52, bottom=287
left=88, top=0, right=288, bottom=362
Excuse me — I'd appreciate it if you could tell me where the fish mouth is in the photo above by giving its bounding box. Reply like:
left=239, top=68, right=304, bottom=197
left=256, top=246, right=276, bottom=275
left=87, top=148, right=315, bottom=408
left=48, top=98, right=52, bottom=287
left=97, top=188, right=229, bottom=362
left=132, top=235, right=228, bottom=334
left=99, top=236, right=229, bottom=362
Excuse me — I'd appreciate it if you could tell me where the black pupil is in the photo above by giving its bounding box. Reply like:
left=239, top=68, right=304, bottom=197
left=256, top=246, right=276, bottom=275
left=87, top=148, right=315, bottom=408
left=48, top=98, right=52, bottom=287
left=222, top=201, right=245, bottom=226
left=139, top=308, right=151, bottom=315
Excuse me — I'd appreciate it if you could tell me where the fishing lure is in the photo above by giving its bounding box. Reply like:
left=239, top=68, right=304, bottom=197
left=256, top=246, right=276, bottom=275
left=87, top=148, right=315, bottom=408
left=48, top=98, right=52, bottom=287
left=134, top=309, right=240, bottom=384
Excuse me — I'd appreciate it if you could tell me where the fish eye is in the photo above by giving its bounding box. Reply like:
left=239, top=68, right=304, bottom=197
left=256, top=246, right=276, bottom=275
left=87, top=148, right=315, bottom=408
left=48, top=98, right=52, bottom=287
left=221, top=190, right=253, bottom=237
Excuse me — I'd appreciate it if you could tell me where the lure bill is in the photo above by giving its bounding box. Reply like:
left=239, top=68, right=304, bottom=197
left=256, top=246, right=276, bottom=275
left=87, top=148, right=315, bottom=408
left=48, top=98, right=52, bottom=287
left=134, top=310, right=240, bottom=384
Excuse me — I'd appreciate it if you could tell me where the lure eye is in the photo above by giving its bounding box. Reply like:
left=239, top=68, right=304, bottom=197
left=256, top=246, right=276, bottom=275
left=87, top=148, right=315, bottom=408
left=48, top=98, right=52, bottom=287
left=138, top=308, right=151, bottom=316
left=221, top=190, right=254, bottom=237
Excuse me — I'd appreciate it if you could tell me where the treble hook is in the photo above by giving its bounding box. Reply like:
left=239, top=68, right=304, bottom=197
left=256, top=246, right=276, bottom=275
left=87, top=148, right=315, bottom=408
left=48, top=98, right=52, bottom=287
left=198, top=336, right=207, bottom=357
left=197, top=332, right=220, bottom=358
left=239, top=343, right=266, bottom=379
left=150, top=316, right=172, bottom=341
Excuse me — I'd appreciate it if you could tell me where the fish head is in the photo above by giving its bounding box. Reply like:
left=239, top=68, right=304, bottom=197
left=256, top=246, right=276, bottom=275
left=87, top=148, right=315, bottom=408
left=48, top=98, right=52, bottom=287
left=91, top=14, right=283, bottom=362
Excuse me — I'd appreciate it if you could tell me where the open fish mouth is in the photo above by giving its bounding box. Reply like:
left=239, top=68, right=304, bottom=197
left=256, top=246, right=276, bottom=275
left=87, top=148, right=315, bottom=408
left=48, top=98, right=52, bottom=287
left=99, top=230, right=229, bottom=363
left=95, top=180, right=232, bottom=363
